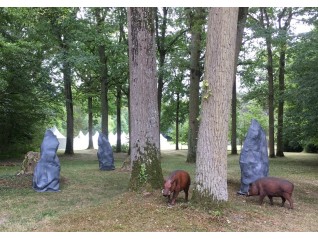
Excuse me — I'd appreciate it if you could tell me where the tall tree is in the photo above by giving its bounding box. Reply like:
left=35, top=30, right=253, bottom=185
left=94, top=7, right=110, bottom=136
left=260, top=7, right=275, bottom=158
left=127, top=7, right=164, bottom=191
left=276, top=7, right=293, bottom=157
left=0, top=8, right=59, bottom=154
left=38, top=8, right=79, bottom=155
left=231, top=7, right=248, bottom=155
left=115, top=7, right=128, bottom=153
left=192, top=8, right=238, bottom=202
left=155, top=8, right=187, bottom=124
left=186, top=7, right=206, bottom=163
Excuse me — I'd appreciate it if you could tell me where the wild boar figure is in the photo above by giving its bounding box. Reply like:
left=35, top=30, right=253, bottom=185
left=162, top=170, right=191, bottom=205
left=247, top=176, right=294, bottom=209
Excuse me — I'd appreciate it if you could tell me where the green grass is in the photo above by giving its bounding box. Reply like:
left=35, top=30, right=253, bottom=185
left=0, top=149, right=318, bottom=231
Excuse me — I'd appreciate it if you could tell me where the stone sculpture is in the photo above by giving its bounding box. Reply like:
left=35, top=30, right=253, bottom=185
left=33, top=129, right=61, bottom=192
left=237, top=119, right=269, bottom=195
left=97, top=132, right=115, bottom=171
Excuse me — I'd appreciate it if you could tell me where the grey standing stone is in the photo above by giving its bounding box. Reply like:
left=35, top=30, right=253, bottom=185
left=238, top=119, right=269, bottom=195
left=97, top=132, right=115, bottom=171
left=33, top=129, right=61, bottom=192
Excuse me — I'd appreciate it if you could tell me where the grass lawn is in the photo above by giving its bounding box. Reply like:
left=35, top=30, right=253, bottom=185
left=0, top=149, right=318, bottom=232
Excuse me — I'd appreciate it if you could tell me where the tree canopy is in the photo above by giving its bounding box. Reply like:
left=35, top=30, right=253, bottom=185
left=1, top=7, right=318, bottom=159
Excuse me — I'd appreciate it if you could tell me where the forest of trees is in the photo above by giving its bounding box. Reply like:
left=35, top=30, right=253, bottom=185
left=1, top=8, right=318, bottom=165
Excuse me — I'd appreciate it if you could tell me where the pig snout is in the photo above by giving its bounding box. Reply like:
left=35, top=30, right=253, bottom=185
left=162, top=189, right=171, bottom=197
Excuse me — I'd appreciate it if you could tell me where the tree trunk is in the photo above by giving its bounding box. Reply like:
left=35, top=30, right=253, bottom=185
left=99, top=45, right=108, bottom=136
left=87, top=96, right=94, bottom=149
left=116, top=86, right=122, bottom=152
left=95, top=8, right=109, bottom=136
left=127, top=7, right=164, bottom=191
left=261, top=8, right=275, bottom=158
left=276, top=8, right=292, bottom=157
left=276, top=46, right=286, bottom=157
left=156, top=7, right=168, bottom=120
left=231, top=7, right=248, bottom=155
left=187, top=7, right=205, bottom=163
left=62, top=42, right=74, bottom=155
left=176, top=92, right=180, bottom=150
left=192, top=7, right=238, bottom=203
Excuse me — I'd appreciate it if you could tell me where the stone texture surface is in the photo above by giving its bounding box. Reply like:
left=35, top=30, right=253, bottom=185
left=33, top=130, right=60, bottom=192
left=238, top=119, right=269, bottom=195
left=97, top=133, right=115, bottom=171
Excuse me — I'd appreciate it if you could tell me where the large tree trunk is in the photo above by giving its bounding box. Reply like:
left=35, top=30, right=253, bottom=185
left=99, top=45, right=108, bottom=136
left=156, top=7, right=168, bottom=120
left=62, top=40, right=74, bottom=155
left=95, top=8, right=109, bottom=136
left=87, top=96, right=94, bottom=149
left=261, top=8, right=275, bottom=158
left=231, top=7, right=248, bottom=155
left=186, top=7, right=205, bottom=163
left=175, top=92, right=180, bottom=150
left=116, top=86, right=122, bottom=152
left=192, top=8, right=238, bottom=202
left=127, top=7, right=164, bottom=191
left=276, top=8, right=292, bottom=157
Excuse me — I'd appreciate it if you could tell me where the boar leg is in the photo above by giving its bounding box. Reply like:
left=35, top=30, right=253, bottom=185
left=259, top=194, right=266, bottom=205
left=167, top=195, right=171, bottom=203
left=268, top=196, right=274, bottom=205
left=170, top=191, right=180, bottom=205
left=288, top=198, right=294, bottom=209
left=184, top=187, right=189, bottom=202
left=280, top=197, right=286, bottom=207
left=283, top=193, right=293, bottom=209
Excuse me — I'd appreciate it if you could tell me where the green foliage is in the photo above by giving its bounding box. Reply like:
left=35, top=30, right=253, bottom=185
left=235, top=99, right=268, bottom=145
left=0, top=8, right=64, bottom=155
left=285, top=23, right=318, bottom=147
left=304, top=143, right=318, bottom=153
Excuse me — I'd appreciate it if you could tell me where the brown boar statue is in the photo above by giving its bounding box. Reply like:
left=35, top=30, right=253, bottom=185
left=162, top=170, right=191, bottom=206
left=247, top=176, right=294, bottom=209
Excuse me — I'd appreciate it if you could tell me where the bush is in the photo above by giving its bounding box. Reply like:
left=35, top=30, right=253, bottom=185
left=283, top=140, right=303, bottom=152
left=111, top=144, right=129, bottom=153
left=304, top=143, right=318, bottom=153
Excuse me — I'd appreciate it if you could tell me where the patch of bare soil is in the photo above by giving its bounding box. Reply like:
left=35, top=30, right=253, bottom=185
left=0, top=174, right=33, bottom=189
left=0, top=174, right=68, bottom=189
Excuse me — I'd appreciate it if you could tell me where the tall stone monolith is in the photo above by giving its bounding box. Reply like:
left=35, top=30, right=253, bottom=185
left=97, top=132, right=115, bottom=171
left=237, top=119, right=269, bottom=195
left=33, top=129, right=61, bottom=192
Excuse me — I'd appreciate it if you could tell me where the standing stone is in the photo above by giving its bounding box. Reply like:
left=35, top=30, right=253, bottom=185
left=97, top=133, right=115, bottom=171
left=238, top=119, right=269, bottom=195
left=33, top=130, right=61, bottom=192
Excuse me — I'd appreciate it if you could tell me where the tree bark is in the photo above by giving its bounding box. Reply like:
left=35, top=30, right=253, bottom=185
left=61, top=35, right=74, bottom=155
left=156, top=7, right=168, bottom=120
left=186, top=7, right=205, bottom=163
left=87, top=96, right=94, bottom=149
left=193, top=8, right=238, bottom=202
left=95, top=8, right=109, bottom=136
left=260, top=8, right=275, bottom=158
left=116, top=86, right=122, bottom=152
left=128, top=7, right=164, bottom=191
left=276, top=8, right=293, bottom=157
left=231, top=7, right=248, bottom=155
left=176, top=92, right=180, bottom=150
